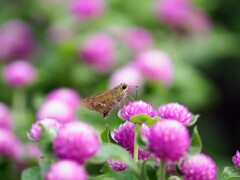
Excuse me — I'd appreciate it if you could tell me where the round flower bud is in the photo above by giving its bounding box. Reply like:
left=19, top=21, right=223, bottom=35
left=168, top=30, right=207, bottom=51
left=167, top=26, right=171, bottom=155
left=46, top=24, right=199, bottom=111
left=180, top=153, right=218, bottom=180
left=0, top=102, right=12, bottom=129
left=120, top=100, right=156, bottom=121
left=232, top=150, right=240, bottom=168
left=45, top=160, right=87, bottom=180
left=70, top=0, right=105, bottom=20
left=37, top=100, right=75, bottom=124
left=133, top=49, right=173, bottom=86
left=0, top=128, right=21, bottom=159
left=157, top=103, right=192, bottom=125
left=148, top=120, right=190, bottom=161
left=113, top=121, right=151, bottom=160
left=29, top=118, right=62, bottom=140
left=53, top=122, right=100, bottom=164
left=46, top=88, right=81, bottom=110
left=123, top=27, right=153, bottom=52
left=109, top=65, right=144, bottom=89
left=107, top=159, right=127, bottom=171
left=79, top=33, right=116, bottom=72
left=3, top=60, right=36, bottom=87
left=0, top=19, right=35, bottom=60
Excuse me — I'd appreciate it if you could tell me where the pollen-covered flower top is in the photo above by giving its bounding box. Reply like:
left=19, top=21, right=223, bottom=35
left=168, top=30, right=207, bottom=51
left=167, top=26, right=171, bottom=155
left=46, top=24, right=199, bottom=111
left=120, top=100, right=156, bottom=121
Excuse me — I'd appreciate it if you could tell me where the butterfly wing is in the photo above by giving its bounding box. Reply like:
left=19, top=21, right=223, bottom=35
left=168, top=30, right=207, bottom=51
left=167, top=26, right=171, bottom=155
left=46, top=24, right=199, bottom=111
left=81, top=90, right=116, bottom=119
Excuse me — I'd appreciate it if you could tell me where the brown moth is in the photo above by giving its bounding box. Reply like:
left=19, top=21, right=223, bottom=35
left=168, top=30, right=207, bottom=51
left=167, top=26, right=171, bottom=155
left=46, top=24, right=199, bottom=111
left=81, top=83, right=129, bottom=119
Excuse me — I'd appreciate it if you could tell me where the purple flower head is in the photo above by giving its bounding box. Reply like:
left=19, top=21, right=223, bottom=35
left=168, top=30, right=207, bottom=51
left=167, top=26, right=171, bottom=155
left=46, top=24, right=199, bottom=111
left=3, top=60, right=36, bottom=87
left=0, top=102, right=12, bottom=129
left=148, top=119, right=190, bottom=161
left=53, top=121, right=100, bottom=164
left=45, top=160, right=87, bottom=180
left=180, top=153, right=218, bottom=180
left=113, top=121, right=151, bottom=160
left=123, top=27, right=153, bottom=52
left=120, top=100, right=156, bottom=121
left=79, top=33, right=116, bottom=72
left=107, top=159, right=128, bottom=171
left=157, top=103, right=192, bottom=125
left=232, top=150, right=240, bottom=168
left=155, top=0, right=191, bottom=28
left=109, top=65, right=144, bottom=89
left=37, top=100, right=76, bottom=124
left=133, top=49, right=173, bottom=86
left=45, top=88, right=81, bottom=110
left=0, top=19, right=35, bottom=60
left=70, top=0, right=105, bottom=20
left=0, top=128, right=21, bottom=159
left=29, top=118, right=62, bottom=140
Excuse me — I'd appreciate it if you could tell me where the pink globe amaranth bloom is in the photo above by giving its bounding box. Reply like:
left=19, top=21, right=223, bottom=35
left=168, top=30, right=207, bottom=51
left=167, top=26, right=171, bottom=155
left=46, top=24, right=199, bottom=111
left=0, top=19, right=35, bottom=60
left=157, top=102, right=192, bottom=125
left=37, top=100, right=76, bottom=124
left=45, top=160, right=87, bottom=180
left=109, top=65, right=144, bottom=89
left=70, top=0, right=105, bottom=20
left=0, top=128, right=21, bottom=159
left=3, top=60, right=36, bottom=87
left=148, top=119, right=190, bottom=161
left=29, top=118, right=62, bottom=140
left=180, top=153, right=218, bottom=180
left=0, top=102, right=12, bottom=129
left=155, top=0, right=191, bottom=28
left=123, top=27, right=153, bottom=52
left=232, top=150, right=240, bottom=168
left=53, top=121, right=100, bottom=164
left=24, top=143, right=42, bottom=160
left=113, top=121, right=151, bottom=160
left=133, top=49, right=173, bottom=86
left=107, top=159, right=128, bottom=171
left=45, top=88, right=81, bottom=110
left=79, top=33, right=116, bottom=72
left=120, top=100, right=156, bottom=121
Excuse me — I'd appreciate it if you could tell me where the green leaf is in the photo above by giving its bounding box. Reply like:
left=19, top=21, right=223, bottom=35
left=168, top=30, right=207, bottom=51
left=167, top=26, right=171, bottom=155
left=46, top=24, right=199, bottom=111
left=130, top=114, right=158, bottom=126
left=100, top=125, right=111, bottom=143
left=89, top=174, right=114, bottom=180
left=168, top=176, right=182, bottom=180
left=139, top=161, right=149, bottom=180
left=221, top=166, right=240, bottom=180
left=187, top=126, right=202, bottom=156
left=21, top=166, right=41, bottom=180
left=187, top=114, right=200, bottom=127
left=88, top=143, right=139, bottom=173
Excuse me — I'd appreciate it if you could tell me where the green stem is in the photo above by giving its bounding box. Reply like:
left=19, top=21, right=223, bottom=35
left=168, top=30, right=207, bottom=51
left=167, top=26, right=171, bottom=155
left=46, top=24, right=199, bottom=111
left=134, top=124, right=141, bottom=162
left=157, top=160, right=166, bottom=180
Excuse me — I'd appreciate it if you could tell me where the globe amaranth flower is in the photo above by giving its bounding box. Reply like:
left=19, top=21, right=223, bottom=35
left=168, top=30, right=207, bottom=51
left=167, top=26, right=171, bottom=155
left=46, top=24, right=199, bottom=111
left=120, top=100, right=156, bottom=121
left=112, top=121, right=152, bottom=161
left=157, top=102, right=192, bottom=125
left=45, top=160, right=87, bottom=180
left=123, top=27, right=153, bottom=52
left=232, top=150, right=240, bottom=168
left=148, top=119, right=190, bottom=161
left=53, top=121, right=100, bottom=164
left=45, top=88, right=81, bottom=110
left=70, top=0, right=105, bottom=20
left=0, top=19, right=35, bottom=60
left=0, top=102, right=12, bottom=129
left=37, top=100, right=76, bottom=124
left=180, top=153, right=218, bottom=180
left=133, top=49, right=173, bottom=86
left=109, top=65, right=144, bottom=89
left=79, top=33, right=116, bottom=72
left=24, top=143, right=42, bottom=160
left=29, top=118, right=62, bottom=140
left=107, top=159, right=128, bottom=171
left=3, top=60, right=36, bottom=87
left=0, top=128, right=21, bottom=159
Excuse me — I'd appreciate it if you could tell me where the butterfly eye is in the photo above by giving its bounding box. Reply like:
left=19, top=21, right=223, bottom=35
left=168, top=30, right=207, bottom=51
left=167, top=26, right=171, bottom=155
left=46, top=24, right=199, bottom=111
left=122, top=84, right=127, bottom=90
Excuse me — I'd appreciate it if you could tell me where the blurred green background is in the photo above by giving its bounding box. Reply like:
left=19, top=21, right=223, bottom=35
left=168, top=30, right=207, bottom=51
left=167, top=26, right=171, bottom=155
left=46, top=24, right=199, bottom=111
left=0, top=0, right=240, bottom=179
